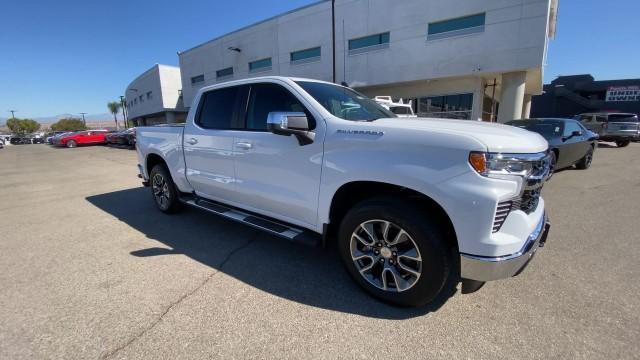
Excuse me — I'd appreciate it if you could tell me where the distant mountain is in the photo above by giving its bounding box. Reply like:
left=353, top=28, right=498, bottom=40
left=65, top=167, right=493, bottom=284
left=31, top=113, right=113, bottom=123
left=0, top=113, right=116, bottom=127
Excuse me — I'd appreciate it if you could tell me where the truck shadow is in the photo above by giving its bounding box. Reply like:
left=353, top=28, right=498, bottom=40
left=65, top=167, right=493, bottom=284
left=86, top=187, right=458, bottom=319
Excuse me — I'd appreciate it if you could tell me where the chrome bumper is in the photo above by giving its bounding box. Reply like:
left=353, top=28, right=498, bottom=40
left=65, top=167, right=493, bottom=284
left=460, top=213, right=550, bottom=282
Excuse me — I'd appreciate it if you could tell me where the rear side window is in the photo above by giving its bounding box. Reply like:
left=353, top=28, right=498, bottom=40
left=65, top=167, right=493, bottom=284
left=608, top=114, right=639, bottom=123
left=197, top=86, right=241, bottom=129
left=245, top=83, right=308, bottom=130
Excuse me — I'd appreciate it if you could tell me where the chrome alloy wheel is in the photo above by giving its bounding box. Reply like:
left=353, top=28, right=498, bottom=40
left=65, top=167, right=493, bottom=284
left=350, top=220, right=422, bottom=292
left=152, top=173, right=171, bottom=209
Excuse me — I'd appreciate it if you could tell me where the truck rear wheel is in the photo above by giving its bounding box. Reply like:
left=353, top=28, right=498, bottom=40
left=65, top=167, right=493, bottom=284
left=149, top=164, right=182, bottom=214
left=338, top=198, right=452, bottom=307
left=616, top=140, right=630, bottom=148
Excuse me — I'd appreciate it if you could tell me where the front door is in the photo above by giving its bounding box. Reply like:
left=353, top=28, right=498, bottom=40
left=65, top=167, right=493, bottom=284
left=233, top=82, right=324, bottom=228
left=183, top=85, right=246, bottom=202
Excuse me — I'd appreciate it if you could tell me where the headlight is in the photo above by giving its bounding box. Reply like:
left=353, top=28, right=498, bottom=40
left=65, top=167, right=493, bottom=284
left=469, top=152, right=534, bottom=178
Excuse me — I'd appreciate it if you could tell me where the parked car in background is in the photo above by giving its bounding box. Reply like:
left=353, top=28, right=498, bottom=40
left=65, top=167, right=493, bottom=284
left=10, top=136, right=32, bottom=145
left=374, top=96, right=417, bottom=118
left=30, top=135, right=45, bottom=144
left=46, top=131, right=71, bottom=144
left=107, top=128, right=136, bottom=147
left=576, top=112, right=639, bottom=147
left=54, top=130, right=109, bottom=148
left=507, top=118, right=597, bottom=173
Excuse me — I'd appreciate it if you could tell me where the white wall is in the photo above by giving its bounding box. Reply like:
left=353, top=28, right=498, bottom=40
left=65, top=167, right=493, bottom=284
left=178, top=0, right=553, bottom=107
left=126, top=64, right=184, bottom=119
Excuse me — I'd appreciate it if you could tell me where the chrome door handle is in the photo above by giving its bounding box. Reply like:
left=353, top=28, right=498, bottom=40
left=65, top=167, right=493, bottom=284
left=186, top=138, right=198, bottom=145
left=235, top=142, right=253, bottom=150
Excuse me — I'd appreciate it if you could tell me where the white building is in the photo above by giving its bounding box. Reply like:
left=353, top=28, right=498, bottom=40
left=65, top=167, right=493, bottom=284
left=177, top=0, right=558, bottom=123
left=125, top=64, right=187, bottom=126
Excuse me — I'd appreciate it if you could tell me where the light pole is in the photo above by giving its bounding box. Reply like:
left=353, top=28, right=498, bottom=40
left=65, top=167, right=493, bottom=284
left=79, top=112, right=87, bottom=127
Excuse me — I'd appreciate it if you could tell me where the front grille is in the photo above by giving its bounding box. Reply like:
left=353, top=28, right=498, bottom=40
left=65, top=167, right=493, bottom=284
left=519, top=189, right=541, bottom=214
left=492, top=201, right=513, bottom=233
left=492, top=153, right=550, bottom=233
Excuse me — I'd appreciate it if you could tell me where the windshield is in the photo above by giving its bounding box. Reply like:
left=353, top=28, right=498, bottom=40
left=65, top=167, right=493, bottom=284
left=296, top=81, right=395, bottom=121
left=507, top=120, right=564, bottom=140
left=608, top=114, right=639, bottom=123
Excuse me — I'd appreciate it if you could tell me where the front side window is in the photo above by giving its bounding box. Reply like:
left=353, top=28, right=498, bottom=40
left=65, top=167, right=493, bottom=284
left=249, top=58, right=272, bottom=73
left=428, top=13, right=486, bottom=40
left=246, top=83, right=307, bottom=130
left=296, top=81, right=395, bottom=121
left=196, top=86, right=240, bottom=129
left=563, top=121, right=583, bottom=136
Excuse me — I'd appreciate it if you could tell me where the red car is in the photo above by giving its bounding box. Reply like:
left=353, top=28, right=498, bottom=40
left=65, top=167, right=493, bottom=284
left=55, top=130, right=110, bottom=148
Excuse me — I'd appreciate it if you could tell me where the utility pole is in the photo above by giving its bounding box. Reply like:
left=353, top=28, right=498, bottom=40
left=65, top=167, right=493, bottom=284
left=79, top=112, right=87, bottom=127
left=119, top=95, right=128, bottom=128
left=8, top=110, right=17, bottom=119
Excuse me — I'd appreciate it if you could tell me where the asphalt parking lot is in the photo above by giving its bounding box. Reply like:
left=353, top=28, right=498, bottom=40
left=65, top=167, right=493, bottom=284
left=1, top=143, right=638, bottom=359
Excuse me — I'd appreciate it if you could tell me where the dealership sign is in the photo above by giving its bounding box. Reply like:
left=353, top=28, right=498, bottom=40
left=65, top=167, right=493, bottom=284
left=606, top=86, right=640, bottom=102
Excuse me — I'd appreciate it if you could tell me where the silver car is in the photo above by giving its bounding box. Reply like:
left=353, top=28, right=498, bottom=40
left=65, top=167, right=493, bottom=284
left=577, top=113, right=639, bottom=147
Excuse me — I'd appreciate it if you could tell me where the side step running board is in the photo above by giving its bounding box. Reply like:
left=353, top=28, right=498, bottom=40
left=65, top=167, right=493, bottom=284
left=179, top=195, right=319, bottom=247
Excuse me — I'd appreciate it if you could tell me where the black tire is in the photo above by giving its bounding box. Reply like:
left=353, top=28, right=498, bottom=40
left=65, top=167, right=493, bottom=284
left=616, top=140, right=630, bottom=148
left=338, top=197, right=452, bottom=307
left=575, top=146, right=594, bottom=170
left=66, top=140, right=77, bottom=148
left=149, top=164, right=183, bottom=214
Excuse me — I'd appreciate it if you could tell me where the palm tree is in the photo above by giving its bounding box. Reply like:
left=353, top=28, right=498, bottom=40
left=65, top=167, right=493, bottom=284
left=107, top=101, right=121, bottom=130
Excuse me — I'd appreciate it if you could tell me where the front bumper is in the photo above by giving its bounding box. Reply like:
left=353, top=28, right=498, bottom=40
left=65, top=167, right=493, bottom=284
left=460, top=213, right=550, bottom=282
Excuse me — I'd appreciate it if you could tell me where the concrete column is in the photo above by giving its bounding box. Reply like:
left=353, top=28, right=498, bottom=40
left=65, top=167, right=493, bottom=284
left=166, top=112, right=176, bottom=124
left=471, top=78, right=487, bottom=121
left=497, top=71, right=526, bottom=123
left=522, top=94, right=532, bottom=119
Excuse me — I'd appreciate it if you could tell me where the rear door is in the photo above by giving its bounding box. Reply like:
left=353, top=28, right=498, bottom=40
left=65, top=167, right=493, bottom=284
left=232, top=81, right=324, bottom=228
left=606, top=114, right=639, bottom=137
left=183, top=85, right=248, bottom=202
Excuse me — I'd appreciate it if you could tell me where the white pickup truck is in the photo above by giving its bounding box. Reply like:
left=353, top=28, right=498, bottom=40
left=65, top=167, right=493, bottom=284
left=136, top=77, right=551, bottom=307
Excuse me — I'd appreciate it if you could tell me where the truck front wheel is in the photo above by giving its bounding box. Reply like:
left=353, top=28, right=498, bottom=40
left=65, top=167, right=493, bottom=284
left=338, top=198, right=452, bottom=307
left=149, top=164, right=182, bottom=214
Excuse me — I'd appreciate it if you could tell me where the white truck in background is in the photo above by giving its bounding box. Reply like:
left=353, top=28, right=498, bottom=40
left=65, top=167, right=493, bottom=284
left=373, top=96, right=417, bottom=117
left=136, top=77, right=551, bottom=307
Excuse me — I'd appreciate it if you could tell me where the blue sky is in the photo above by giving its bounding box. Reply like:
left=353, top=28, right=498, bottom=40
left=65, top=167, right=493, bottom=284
left=1, top=0, right=639, bottom=118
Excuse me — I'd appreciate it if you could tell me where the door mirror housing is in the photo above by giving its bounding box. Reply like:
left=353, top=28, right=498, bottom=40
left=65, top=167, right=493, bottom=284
left=562, top=130, right=582, bottom=142
left=267, top=112, right=315, bottom=146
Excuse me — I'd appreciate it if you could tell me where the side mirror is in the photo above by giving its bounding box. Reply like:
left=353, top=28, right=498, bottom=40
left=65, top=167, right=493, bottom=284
left=267, top=112, right=315, bottom=146
left=572, top=130, right=582, bottom=137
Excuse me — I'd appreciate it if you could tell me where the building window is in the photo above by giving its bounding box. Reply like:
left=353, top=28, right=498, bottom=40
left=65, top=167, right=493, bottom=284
left=290, top=47, right=321, bottom=65
left=191, top=74, right=205, bottom=85
left=348, top=32, right=390, bottom=54
left=428, top=13, right=486, bottom=40
left=139, top=95, right=144, bottom=103
left=216, top=67, right=234, bottom=80
left=249, top=58, right=272, bottom=73
left=134, top=98, right=137, bottom=105
left=418, top=93, right=473, bottom=120
left=147, top=91, right=152, bottom=100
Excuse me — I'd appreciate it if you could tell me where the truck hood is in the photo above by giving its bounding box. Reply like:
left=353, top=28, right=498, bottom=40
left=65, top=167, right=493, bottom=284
left=374, top=117, right=549, bottom=153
